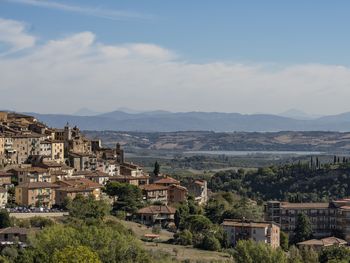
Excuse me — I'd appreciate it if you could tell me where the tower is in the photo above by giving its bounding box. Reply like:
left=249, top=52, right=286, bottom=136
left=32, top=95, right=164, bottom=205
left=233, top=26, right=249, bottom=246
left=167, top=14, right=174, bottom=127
left=116, top=143, right=124, bottom=164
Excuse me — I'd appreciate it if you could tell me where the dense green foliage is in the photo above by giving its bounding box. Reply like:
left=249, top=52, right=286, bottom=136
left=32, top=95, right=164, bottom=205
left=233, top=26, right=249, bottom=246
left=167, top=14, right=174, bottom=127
left=280, top=231, right=289, bottom=251
left=205, top=192, right=263, bottom=224
left=292, top=213, right=313, bottom=244
left=52, top=245, right=101, bottom=263
left=104, top=182, right=143, bottom=213
left=0, top=210, right=11, bottom=228
left=66, top=195, right=111, bottom=221
left=173, top=197, right=227, bottom=251
left=210, top=160, right=350, bottom=201
left=231, top=240, right=287, bottom=263
left=0, top=195, right=173, bottom=263
left=319, top=246, right=350, bottom=263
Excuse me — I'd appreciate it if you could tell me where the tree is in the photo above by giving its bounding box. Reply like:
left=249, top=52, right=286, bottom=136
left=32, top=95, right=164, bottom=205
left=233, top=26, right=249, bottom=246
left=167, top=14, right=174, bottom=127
left=280, top=231, right=289, bottom=251
left=184, top=215, right=212, bottom=233
left=288, top=246, right=303, bottom=263
left=52, top=245, right=101, bottom=263
left=153, top=161, right=160, bottom=176
left=319, top=246, right=350, bottom=263
left=0, top=209, right=11, bottom=228
left=24, top=223, right=153, bottom=263
left=29, top=216, right=54, bottom=228
left=67, top=195, right=110, bottom=221
left=1, top=246, right=18, bottom=261
left=174, top=230, right=193, bottom=245
left=104, top=182, right=143, bottom=214
left=233, top=240, right=287, bottom=263
left=197, top=234, right=221, bottom=251
left=292, top=213, right=312, bottom=244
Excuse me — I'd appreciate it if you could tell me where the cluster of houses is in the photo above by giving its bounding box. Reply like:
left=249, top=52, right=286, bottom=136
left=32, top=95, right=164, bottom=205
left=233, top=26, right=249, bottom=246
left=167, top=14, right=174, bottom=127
left=3, top=111, right=349, bottom=251
left=0, top=112, right=208, bottom=226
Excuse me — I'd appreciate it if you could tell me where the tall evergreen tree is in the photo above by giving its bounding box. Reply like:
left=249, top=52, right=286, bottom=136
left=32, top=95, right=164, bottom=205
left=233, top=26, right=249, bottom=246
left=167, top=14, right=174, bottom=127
left=153, top=161, right=160, bottom=176
left=292, top=213, right=313, bottom=244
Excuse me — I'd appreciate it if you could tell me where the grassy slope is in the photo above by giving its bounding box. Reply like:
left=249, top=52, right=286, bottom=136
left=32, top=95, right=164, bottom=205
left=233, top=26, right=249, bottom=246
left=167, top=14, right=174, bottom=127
left=119, top=220, right=233, bottom=262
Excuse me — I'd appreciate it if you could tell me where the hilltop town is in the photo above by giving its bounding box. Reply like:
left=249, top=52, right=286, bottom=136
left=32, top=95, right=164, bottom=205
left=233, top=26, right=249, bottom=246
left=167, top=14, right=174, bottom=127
left=0, top=111, right=350, bottom=262
left=0, top=111, right=208, bottom=209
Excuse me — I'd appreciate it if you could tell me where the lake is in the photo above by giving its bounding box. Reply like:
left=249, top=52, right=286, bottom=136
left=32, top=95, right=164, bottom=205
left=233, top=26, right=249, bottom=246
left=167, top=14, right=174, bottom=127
left=184, top=150, right=325, bottom=156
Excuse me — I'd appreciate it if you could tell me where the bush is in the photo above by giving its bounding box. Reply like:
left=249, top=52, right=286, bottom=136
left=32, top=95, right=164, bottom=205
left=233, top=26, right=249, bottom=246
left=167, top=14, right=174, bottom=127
left=196, top=234, right=221, bottom=251
left=114, top=211, right=126, bottom=220
left=30, top=216, right=54, bottom=228
left=174, top=230, right=193, bottom=246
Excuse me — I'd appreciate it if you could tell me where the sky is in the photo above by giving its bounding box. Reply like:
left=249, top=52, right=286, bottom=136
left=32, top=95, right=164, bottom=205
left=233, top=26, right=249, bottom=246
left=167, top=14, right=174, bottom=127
left=1, top=0, right=350, bottom=115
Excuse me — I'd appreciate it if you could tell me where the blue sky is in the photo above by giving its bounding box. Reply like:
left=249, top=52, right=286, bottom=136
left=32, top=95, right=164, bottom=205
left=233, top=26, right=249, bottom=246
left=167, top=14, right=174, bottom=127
left=2, top=0, right=349, bottom=64
left=1, top=0, right=350, bottom=114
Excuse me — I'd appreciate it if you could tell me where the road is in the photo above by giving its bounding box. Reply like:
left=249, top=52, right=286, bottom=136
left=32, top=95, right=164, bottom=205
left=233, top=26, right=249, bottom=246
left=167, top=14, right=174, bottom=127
left=10, top=212, right=68, bottom=218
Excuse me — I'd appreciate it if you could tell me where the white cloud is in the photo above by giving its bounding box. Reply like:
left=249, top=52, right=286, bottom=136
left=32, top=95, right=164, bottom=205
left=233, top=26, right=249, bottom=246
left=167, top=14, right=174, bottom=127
left=3, top=0, right=152, bottom=21
left=0, top=18, right=35, bottom=52
left=1, top=18, right=350, bottom=115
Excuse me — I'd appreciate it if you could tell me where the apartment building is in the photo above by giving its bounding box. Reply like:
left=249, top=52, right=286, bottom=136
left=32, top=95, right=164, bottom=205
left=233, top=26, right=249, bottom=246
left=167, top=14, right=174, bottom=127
left=39, top=140, right=64, bottom=163
left=222, top=219, right=280, bottom=248
left=8, top=167, right=51, bottom=184
left=265, top=200, right=350, bottom=241
left=15, top=182, right=59, bottom=207
left=11, top=133, right=44, bottom=164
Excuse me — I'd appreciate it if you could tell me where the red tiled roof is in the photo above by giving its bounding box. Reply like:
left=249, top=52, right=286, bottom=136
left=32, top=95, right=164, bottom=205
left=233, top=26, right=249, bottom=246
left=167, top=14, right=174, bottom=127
left=154, top=176, right=180, bottom=185
left=140, top=184, right=168, bottom=191
left=57, top=178, right=101, bottom=188
left=297, top=237, right=347, bottom=247
left=17, top=182, right=59, bottom=189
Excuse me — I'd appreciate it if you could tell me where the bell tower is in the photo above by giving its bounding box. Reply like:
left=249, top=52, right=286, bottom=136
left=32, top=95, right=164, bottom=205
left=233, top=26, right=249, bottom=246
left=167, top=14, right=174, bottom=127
left=116, top=143, right=124, bottom=164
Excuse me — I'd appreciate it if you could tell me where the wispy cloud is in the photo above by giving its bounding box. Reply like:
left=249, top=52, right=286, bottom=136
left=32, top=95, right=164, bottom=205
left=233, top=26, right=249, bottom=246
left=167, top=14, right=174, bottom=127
left=1, top=17, right=350, bottom=115
left=3, top=0, right=153, bottom=21
left=0, top=18, right=35, bottom=53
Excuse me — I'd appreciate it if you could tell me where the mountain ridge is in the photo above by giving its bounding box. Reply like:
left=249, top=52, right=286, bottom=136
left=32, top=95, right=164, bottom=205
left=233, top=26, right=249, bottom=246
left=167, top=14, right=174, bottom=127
left=20, top=110, right=350, bottom=132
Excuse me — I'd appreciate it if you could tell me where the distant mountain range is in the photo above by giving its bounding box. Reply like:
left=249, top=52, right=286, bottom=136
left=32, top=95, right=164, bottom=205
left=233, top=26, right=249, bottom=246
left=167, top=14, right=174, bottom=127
left=22, top=110, right=350, bottom=132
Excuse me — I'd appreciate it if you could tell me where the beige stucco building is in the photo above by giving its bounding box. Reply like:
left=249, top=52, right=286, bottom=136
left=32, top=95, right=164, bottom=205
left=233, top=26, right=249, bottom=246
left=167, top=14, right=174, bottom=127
left=222, top=219, right=280, bottom=249
left=15, top=182, right=59, bottom=207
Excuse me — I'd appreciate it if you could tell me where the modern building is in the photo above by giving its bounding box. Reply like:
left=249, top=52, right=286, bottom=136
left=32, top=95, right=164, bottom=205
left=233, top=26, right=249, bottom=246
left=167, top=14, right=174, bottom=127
left=222, top=219, right=280, bottom=248
left=264, top=200, right=350, bottom=241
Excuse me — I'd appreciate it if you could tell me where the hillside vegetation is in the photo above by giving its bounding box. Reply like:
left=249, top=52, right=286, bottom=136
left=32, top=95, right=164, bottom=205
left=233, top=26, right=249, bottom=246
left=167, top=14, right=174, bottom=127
left=210, top=157, right=350, bottom=202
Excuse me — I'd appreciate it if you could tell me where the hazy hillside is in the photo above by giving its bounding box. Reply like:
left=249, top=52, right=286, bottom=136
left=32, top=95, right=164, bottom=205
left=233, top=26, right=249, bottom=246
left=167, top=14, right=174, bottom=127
left=27, top=110, right=350, bottom=132
left=83, top=130, right=350, bottom=153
